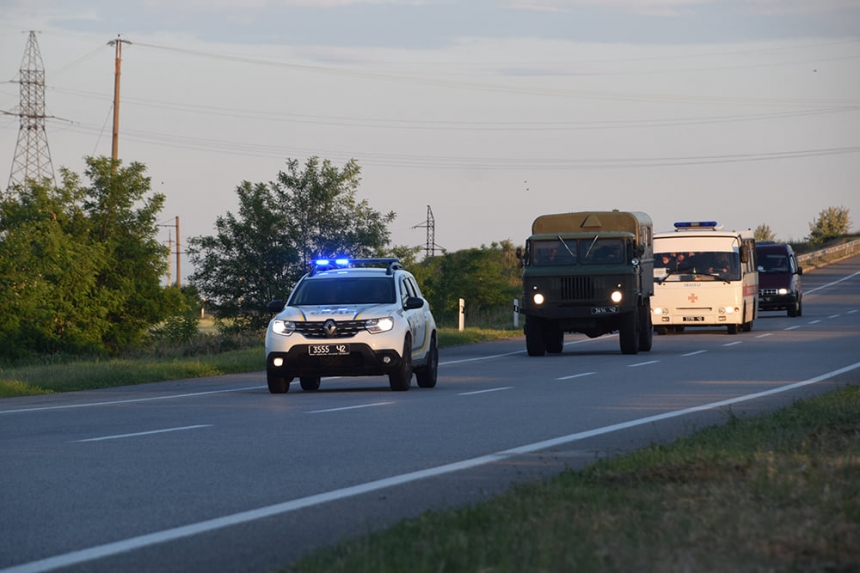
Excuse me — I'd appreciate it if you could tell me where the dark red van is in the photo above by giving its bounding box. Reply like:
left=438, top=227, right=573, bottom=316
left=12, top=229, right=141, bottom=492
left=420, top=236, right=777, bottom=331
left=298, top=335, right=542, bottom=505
left=756, top=242, right=802, bottom=317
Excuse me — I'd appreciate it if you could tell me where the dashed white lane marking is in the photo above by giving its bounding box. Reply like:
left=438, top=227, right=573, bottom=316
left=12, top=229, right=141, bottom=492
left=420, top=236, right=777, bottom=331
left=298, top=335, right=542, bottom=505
left=723, top=341, right=742, bottom=347
left=756, top=333, right=772, bottom=339
left=8, top=360, right=858, bottom=573
left=557, top=372, right=596, bottom=380
left=458, top=387, right=513, bottom=396
left=628, top=360, right=659, bottom=368
left=73, top=425, right=212, bottom=443
left=682, top=350, right=707, bottom=357
left=307, top=402, right=393, bottom=414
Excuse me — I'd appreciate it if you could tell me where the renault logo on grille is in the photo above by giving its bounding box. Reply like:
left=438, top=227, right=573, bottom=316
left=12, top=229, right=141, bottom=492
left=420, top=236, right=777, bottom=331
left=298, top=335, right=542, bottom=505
left=323, top=319, right=338, bottom=337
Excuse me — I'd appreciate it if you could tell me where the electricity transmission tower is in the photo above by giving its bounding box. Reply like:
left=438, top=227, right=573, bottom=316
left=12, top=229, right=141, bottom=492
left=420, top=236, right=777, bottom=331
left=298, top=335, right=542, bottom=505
left=7, top=31, right=56, bottom=190
left=412, top=205, right=442, bottom=258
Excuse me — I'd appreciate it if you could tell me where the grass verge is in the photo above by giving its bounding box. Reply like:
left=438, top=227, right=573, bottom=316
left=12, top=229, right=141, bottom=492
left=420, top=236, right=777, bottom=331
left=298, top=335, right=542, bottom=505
left=283, top=384, right=860, bottom=573
left=0, top=328, right=518, bottom=398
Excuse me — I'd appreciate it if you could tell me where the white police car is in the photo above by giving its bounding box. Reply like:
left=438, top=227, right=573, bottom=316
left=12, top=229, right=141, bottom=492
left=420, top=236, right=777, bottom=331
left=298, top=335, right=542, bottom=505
left=265, top=258, right=438, bottom=393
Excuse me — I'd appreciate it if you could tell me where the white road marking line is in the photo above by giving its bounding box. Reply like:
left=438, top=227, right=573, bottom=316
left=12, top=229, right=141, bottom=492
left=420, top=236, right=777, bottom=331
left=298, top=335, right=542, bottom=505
left=849, top=310, right=858, bottom=314
left=307, top=402, right=393, bottom=414
left=804, top=270, right=860, bottom=295
left=809, top=320, right=821, bottom=324
left=755, top=333, right=772, bottom=338
left=682, top=350, right=707, bottom=357
left=0, top=386, right=266, bottom=415
left=458, top=387, right=512, bottom=396
left=628, top=360, right=659, bottom=368
left=723, top=341, right=742, bottom=347
left=441, top=338, right=599, bottom=366
left=785, top=326, right=801, bottom=331
left=557, top=372, right=596, bottom=380
left=9, top=361, right=859, bottom=573
left=828, top=314, right=840, bottom=319
left=73, top=425, right=212, bottom=443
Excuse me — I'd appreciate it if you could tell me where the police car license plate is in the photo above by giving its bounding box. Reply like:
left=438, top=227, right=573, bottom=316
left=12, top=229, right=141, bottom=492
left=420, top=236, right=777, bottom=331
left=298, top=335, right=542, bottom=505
left=591, top=306, right=618, bottom=315
left=683, top=316, right=705, bottom=322
left=309, top=344, right=350, bottom=356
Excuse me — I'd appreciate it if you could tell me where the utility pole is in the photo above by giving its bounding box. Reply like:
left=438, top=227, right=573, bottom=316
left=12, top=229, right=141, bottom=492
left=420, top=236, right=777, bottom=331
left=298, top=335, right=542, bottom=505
left=175, top=216, right=181, bottom=287
left=107, top=36, right=131, bottom=172
left=7, top=31, right=56, bottom=190
left=159, top=216, right=181, bottom=287
left=166, top=232, right=172, bottom=287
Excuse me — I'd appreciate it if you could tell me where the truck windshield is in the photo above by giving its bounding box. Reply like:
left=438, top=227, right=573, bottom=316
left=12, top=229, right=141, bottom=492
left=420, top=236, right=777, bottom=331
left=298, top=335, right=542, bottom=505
left=580, top=238, right=625, bottom=265
left=532, top=239, right=577, bottom=266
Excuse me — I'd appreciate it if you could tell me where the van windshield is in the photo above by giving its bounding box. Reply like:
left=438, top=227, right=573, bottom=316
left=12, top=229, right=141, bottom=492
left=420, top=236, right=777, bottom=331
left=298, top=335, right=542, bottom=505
left=758, top=253, right=791, bottom=273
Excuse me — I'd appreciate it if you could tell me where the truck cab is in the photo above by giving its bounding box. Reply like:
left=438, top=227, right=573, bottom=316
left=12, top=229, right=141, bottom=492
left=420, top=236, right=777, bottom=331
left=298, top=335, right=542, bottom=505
left=517, top=210, right=654, bottom=355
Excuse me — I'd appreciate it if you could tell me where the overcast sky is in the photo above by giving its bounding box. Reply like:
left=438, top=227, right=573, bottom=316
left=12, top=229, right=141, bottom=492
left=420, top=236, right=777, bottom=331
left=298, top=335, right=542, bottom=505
left=1, top=0, right=859, bottom=281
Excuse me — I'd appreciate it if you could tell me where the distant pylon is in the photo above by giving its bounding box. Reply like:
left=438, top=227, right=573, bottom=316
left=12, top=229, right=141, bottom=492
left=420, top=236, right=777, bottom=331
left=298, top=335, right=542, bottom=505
left=412, top=205, right=438, bottom=258
left=7, top=31, right=56, bottom=190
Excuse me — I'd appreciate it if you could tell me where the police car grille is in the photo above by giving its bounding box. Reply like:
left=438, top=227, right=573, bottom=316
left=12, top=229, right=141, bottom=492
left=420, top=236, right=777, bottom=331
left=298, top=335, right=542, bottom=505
left=559, top=276, right=595, bottom=300
left=759, top=288, right=779, bottom=296
left=295, top=321, right=363, bottom=338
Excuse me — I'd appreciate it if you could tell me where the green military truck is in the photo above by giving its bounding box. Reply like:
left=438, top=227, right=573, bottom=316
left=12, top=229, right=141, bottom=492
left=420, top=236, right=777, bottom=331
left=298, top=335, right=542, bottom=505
left=517, top=210, right=654, bottom=356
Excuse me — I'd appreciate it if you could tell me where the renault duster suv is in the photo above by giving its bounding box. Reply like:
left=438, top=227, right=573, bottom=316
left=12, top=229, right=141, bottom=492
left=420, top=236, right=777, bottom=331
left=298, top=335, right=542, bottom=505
left=265, top=258, right=438, bottom=393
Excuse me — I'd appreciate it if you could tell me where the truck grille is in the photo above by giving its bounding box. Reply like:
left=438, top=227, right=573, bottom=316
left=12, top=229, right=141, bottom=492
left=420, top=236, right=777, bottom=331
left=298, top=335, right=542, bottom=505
left=295, top=321, right=363, bottom=339
left=559, top=276, right=595, bottom=301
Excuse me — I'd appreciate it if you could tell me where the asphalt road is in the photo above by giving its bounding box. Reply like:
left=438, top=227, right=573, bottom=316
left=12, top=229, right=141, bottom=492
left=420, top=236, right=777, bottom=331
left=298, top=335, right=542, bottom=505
left=2, top=256, right=859, bottom=573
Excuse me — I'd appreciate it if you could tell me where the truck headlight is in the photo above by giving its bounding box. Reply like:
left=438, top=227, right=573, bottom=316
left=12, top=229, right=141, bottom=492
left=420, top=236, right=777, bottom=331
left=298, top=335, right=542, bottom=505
left=533, top=293, right=545, bottom=305
left=271, top=320, right=295, bottom=335
left=365, top=317, right=394, bottom=333
left=610, top=291, right=623, bottom=303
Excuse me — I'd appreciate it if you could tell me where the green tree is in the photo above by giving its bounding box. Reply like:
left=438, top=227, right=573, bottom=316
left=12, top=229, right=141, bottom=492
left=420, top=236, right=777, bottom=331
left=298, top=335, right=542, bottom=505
left=187, top=157, right=395, bottom=333
left=0, top=157, right=174, bottom=359
left=421, top=241, right=521, bottom=326
left=808, top=206, right=851, bottom=245
left=754, top=224, right=776, bottom=242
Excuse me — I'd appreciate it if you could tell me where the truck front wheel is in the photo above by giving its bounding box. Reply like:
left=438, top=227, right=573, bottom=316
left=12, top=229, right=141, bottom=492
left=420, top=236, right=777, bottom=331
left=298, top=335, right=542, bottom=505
left=619, top=308, right=640, bottom=355
left=525, top=318, right=547, bottom=356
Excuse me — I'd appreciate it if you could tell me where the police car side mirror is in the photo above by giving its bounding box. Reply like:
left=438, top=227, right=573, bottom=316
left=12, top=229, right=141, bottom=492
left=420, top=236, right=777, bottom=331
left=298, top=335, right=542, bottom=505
left=267, top=300, right=284, bottom=313
left=404, top=297, right=425, bottom=310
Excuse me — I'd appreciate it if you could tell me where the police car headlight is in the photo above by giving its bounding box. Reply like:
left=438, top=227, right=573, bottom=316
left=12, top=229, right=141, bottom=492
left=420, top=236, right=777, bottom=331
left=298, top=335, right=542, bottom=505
left=365, top=317, right=394, bottom=333
left=610, top=291, right=623, bottom=303
left=778, top=288, right=789, bottom=295
left=533, top=293, right=545, bottom=305
left=271, top=320, right=295, bottom=335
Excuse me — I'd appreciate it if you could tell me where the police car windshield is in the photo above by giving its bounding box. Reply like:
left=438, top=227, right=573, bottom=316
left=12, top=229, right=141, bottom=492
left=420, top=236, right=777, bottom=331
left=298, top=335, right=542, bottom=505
left=290, top=277, right=396, bottom=305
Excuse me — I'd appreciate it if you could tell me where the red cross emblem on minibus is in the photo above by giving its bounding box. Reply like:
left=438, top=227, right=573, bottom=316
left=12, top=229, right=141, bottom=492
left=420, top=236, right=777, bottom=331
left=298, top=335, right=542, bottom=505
left=688, top=293, right=698, bottom=303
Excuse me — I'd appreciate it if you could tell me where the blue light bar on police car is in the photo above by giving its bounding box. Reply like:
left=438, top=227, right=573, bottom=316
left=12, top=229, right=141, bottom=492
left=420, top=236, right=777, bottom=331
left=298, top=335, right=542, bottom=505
left=675, top=221, right=719, bottom=229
